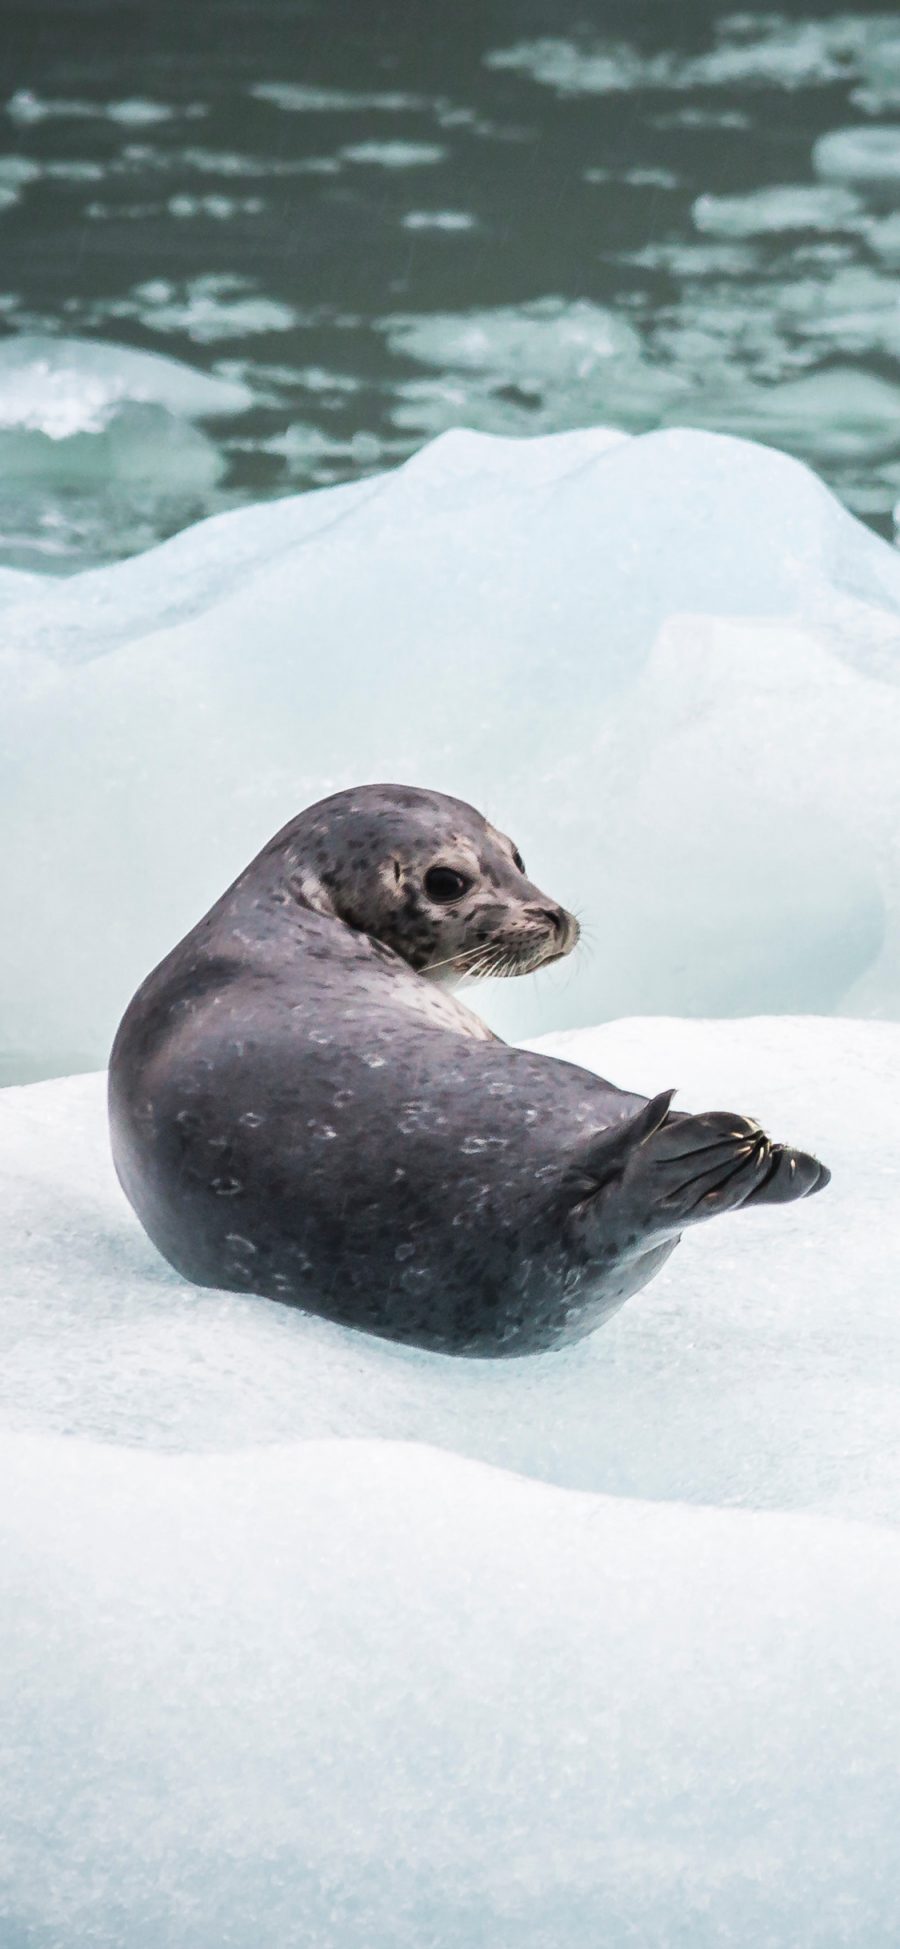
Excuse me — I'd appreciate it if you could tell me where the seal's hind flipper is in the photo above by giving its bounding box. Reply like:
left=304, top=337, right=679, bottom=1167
left=580, top=1089, right=677, bottom=1184
left=574, top=1095, right=830, bottom=1244
left=632, top=1108, right=830, bottom=1227
left=740, top=1144, right=830, bottom=1204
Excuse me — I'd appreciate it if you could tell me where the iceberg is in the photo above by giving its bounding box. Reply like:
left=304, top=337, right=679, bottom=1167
left=2, top=424, right=900, bottom=1081
left=1, top=1015, right=899, bottom=1946
left=0, top=335, right=253, bottom=431
left=0, top=335, right=254, bottom=573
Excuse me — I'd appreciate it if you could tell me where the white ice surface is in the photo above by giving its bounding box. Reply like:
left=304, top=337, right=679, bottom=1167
left=1, top=1015, right=899, bottom=1947
left=0, top=1016, right=894, bottom=1514
left=2, top=424, right=900, bottom=1077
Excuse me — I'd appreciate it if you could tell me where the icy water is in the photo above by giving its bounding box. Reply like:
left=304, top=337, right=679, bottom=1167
left=2, top=0, right=900, bottom=569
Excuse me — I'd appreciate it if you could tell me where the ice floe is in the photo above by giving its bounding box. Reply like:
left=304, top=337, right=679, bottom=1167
left=0, top=333, right=252, bottom=437
left=0, top=335, right=253, bottom=571
left=0, top=1015, right=898, bottom=1945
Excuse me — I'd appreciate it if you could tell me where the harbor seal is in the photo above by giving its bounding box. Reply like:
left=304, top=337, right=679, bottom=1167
left=109, top=784, right=829, bottom=1356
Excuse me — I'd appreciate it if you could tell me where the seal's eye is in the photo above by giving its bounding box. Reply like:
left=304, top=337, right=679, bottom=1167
left=424, top=866, right=471, bottom=903
left=512, top=849, right=526, bottom=874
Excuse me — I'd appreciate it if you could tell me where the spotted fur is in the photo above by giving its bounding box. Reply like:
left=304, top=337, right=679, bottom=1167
left=109, top=784, right=829, bottom=1356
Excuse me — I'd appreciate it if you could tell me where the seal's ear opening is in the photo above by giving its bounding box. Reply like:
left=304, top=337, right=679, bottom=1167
left=285, top=869, right=337, bottom=919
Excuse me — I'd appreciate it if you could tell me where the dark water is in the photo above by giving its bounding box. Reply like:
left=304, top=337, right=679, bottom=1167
left=1, top=0, right=899, bottom=568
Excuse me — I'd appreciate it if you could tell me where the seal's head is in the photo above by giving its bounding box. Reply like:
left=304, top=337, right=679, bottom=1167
left=267, top=784, right=579, bottom=981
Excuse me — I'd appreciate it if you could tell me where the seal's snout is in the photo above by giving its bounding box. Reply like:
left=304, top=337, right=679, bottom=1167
left=530, top=904, right=580, bottom=959
left=533, top=905, right=566, bottom=936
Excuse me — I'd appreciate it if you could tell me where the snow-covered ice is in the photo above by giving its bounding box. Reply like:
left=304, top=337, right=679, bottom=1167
left=2, top=424, right=900, bottom=1080
left=0, top=1015, right=891, bottom=1515
left=1, top=1015, right=898, bottom=1946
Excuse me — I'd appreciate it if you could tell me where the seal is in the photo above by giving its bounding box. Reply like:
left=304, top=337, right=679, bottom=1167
left=109, top=784, right=829, bottom=1357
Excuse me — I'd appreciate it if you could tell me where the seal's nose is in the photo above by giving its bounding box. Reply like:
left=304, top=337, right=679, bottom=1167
left=530, top=905, right=577, bottom=950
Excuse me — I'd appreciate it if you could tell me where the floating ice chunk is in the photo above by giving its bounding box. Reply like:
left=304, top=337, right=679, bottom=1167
left=691, top=17, right=873, bottom=88
left=692, top=183, right=863, bottom=238
left=175, top=144, right=314, bottom=178
left=400, top=209, right=476, bottom=231
left=814, top=125, right=900, bottom=187
left=384, top=298, right=680, bottom=434
left=0, top=336, right=248, bottom=554
left=108, top=274, right=298, bottom=341
left=387, top=297, right=643, bottom=377
left=852, top=27, right=900, bottom=108
left=486, top=18, right=893, bottom=96
left=485, top=38, right=656, bottom=95
left=3, top=426, right=900, bottom=1075
left=788, top=265, right=900, bottom=359
left=0, top=333, right=253, bottom=436
left=0, top=405, right=223, bottom=492
left=585, top=164, right=680, bottom=188
left=107, top=97, right=177, bottom=126
left=167, top=192, right=264, bottom=219
left=7, top=88, right=103, bottom=122
left=6, top=88, right=181, bottom=126
left=668, top=367, right=900, bottom=462
left=251, top=82, right=428, bottom=112
left=0, top=154, right=41, bottom=209
left=865, top=210, right=900, bottom=264
left=340, top=141, right=445, bottom=168
left=257, top=421, right=404, bottom=475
